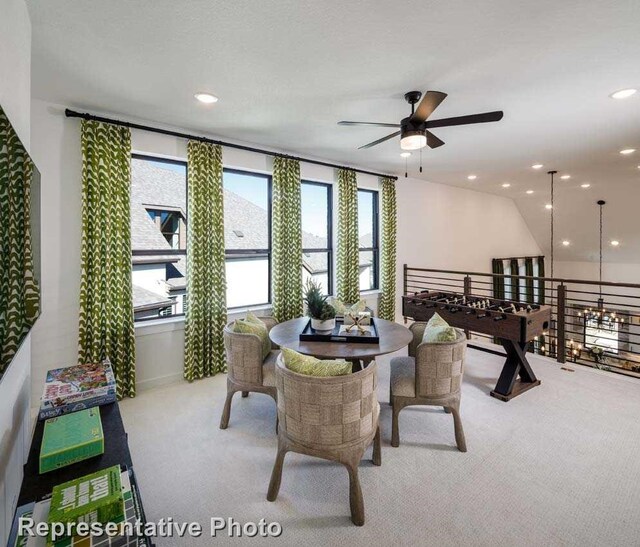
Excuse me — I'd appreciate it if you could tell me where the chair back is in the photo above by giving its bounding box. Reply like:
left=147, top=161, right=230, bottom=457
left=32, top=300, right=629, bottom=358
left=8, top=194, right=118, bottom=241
left=275, top=355, right=379, bottom=449
left=224, top=321, right=262, bottom=385
left=414, top=330, right=467, bottom=398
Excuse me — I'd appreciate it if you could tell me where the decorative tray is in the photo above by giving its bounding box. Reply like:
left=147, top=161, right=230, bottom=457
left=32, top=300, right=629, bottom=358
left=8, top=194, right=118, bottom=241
left=299, top=319, right=380, bottom=344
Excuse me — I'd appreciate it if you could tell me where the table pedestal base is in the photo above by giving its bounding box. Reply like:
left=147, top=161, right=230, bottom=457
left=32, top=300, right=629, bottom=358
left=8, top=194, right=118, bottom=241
left=348, top=357, right=374, bottom=372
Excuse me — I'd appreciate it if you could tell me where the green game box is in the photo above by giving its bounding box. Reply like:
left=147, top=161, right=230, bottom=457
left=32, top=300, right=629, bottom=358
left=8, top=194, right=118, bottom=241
left=40, top=407, right=105, bottom=473
left=48, top=465, right=124, bottom=529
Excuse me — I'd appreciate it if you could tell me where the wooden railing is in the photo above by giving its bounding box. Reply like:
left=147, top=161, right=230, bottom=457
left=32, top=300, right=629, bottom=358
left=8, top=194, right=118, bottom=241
left=403, top=265, right=640, bottom=378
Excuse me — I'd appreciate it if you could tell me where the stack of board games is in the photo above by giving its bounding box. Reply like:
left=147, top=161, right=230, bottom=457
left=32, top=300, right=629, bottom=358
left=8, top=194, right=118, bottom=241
left=7, top=467, right=150, bottom=547
left=39, top=361, right=116, bottom=420
left=39, top=408, right=105, bottom=473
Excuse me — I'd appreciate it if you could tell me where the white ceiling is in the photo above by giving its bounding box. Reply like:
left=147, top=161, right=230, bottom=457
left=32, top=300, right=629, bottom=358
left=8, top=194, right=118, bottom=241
left=27, top=0, right=640, bottom=263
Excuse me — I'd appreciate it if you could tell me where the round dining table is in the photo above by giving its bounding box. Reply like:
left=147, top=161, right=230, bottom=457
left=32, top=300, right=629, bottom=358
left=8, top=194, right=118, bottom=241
left=269, top=317, right=413, bottom=370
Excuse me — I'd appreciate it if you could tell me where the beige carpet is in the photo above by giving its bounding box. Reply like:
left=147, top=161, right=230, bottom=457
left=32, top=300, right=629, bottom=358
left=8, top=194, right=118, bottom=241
left=120, top=348, right=640, bottom=546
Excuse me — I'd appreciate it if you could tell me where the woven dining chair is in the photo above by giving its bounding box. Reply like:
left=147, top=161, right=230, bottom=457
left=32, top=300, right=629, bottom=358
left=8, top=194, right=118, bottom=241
left=219, top=317, right=279, bottom=430
left=390, top=324, right=467, bottom=451
left=267, top=355, right=381, bottom=526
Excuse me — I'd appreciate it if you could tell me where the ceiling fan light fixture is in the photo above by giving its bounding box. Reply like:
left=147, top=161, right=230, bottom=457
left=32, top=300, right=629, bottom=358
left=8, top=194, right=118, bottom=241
left=400, top=132, right=427, bottom=150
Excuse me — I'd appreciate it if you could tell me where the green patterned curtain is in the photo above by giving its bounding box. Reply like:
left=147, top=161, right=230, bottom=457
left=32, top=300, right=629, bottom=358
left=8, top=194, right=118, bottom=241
left=378, top=177, right=397, bottom=321
left=492, top=259, right=505, bottom=299
left=525, top=257, right=534, bottom=304
left=184, top=141, right=227, bottom=381
left=337, top=169, right=359, bottom=303
left=509, top=258, right=520, bottom=301
left=78, top=120, right=136, bottom=399
left=271, top=157, right=303, bottom=322
left=0, top=107, right=40, bottom=375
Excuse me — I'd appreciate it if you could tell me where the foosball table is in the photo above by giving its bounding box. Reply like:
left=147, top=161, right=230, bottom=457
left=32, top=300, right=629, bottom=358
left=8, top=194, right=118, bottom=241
left=402, top=290, right=552, bottom=401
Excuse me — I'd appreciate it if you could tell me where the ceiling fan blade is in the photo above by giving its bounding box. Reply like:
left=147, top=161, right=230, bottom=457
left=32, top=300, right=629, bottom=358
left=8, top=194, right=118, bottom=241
left=338, top=121, right=401, bottom=128
left=358, top=131, right=401, bottom=149
left=411, top=91, right=448, bottom=123
left=425, top=110, right=504, bottom=129
left=426, top=130, right=445, bottom=149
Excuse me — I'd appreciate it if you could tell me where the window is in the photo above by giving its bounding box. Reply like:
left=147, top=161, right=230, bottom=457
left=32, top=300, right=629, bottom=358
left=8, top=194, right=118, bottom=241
left=130, top=155, right=188, bottom=321
left=146, top=209, right=184, bottom=249
left=223, top=169, right=272, bottom=308
left=357, top=189, right=379, bottom=291
left=301, top=181, right=332, bottom=295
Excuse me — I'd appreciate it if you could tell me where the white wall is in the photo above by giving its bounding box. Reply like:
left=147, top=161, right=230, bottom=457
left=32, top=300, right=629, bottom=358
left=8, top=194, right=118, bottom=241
left=554, top=261, right=640, bottom=285
left=0, top=0, right=31, bottom=542
left=30, top=100, right=540, bottom=396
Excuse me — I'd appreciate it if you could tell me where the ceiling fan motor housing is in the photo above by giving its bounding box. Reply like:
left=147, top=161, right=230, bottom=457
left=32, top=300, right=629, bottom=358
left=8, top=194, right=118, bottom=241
left=400, top=116, right=426, bottom=148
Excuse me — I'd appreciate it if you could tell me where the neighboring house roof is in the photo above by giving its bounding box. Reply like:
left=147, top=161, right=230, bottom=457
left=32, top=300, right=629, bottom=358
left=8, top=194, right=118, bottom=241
left=130, top=160, right=375, bottom=312
left=131, top=160, right=182, bottom=252
left=132, top=284, right=173, bottom=312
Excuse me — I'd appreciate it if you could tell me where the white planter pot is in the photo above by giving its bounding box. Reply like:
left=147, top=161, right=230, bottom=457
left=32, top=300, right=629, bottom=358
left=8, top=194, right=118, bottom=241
left=311, top=318, right=335, bottom=332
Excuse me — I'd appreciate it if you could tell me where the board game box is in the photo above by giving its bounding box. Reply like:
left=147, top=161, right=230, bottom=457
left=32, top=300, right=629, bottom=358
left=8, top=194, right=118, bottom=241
left=40, top=408, right=105, bottom=473
left=39, top=361, right=116, bottom=420
left=39, top=392, right=117, bottom=421
left=48, top=465, right=124, bottom=528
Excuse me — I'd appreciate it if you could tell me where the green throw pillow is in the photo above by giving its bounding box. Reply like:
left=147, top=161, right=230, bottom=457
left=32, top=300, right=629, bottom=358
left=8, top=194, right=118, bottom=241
left=234, top=317, right=271, bottom=360
left=422, top=313, right=459, bottom=343
left=422, top=325, right=459, bottom=343
left=281, top=348, right=352, bottom=377
left=245, top=311, right=263, bottom=325
left=426, top=312, right=449, bottom=328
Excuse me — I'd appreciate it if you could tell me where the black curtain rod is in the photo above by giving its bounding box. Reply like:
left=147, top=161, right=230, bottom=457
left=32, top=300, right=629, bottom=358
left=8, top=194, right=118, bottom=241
left=65, top=109, right=398, bottom=180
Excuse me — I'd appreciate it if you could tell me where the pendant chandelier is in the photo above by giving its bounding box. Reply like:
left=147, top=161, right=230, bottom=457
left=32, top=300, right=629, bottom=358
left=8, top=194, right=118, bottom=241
left=578, top=200, right=624, bottom=326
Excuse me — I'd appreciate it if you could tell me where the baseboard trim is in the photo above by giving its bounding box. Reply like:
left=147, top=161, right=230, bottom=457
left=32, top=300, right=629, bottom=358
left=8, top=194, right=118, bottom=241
left=136, top=372, right=185, bottom=392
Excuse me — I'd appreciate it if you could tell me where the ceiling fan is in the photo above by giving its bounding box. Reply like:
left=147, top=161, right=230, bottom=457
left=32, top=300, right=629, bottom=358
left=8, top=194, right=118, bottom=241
left=338, top=90, right=504, bottom=150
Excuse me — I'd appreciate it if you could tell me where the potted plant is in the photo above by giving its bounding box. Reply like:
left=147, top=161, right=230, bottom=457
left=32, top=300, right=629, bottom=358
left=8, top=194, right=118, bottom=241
left=304, top=279, right=336, bottom=332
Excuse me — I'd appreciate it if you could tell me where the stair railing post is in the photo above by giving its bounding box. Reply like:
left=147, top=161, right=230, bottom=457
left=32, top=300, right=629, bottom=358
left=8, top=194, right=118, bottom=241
left=463, top=275, right=472, bottom=339
left=557, top=283, right=566, bottom=363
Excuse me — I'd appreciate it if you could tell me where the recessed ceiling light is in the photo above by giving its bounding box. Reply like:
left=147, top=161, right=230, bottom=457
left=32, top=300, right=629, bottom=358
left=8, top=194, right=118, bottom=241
left=526, top=190, right=534, bottom=194
left=610, top=240, right=620, bottom=246
left=581, top=183, right=591, bottom=188
left=545, top=204, right=553, bottom=210
left=501, top=183, right=511, bottom=188
left=531, top=164, right=543, bottom=169
left=620, top=148, right=636, bottom=155
left=467, top=174, right=477, bottom=180
left=400, top=152, right=411, bottom=158
left=562, top=240, right=570, bottom=246
left=610, top=88, right=637, bottom=100
left=560, top=174, right=571, bottom=180
left=194, top=92, right=219, bottom=104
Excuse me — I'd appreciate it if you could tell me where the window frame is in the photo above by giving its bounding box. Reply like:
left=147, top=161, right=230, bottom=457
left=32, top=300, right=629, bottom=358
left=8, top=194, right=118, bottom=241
left=224, top=167, right=273, bottom=310
left=357, top=188, right=380, bottom=291
left=131, top=154, right=189, bottom=323
left=301, top=179, right=333, bottom=296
